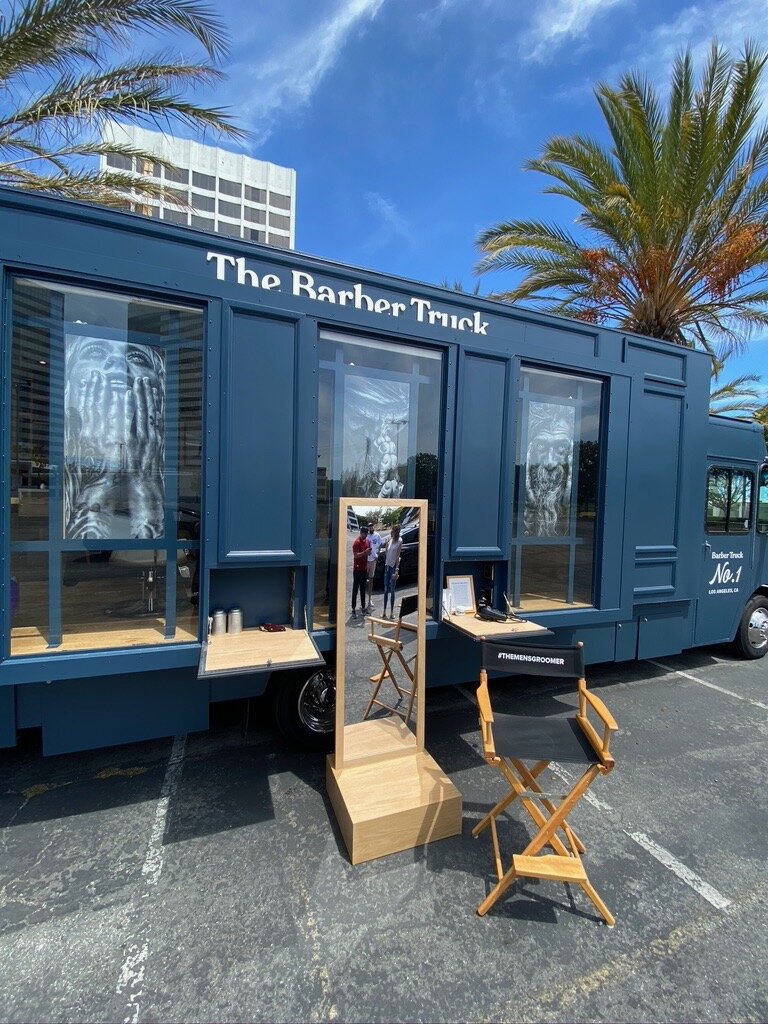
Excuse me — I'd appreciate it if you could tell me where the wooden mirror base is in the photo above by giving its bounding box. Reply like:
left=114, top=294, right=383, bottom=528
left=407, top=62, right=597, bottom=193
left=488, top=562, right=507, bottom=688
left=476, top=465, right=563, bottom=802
left=326, top=720, right=461, bottom=865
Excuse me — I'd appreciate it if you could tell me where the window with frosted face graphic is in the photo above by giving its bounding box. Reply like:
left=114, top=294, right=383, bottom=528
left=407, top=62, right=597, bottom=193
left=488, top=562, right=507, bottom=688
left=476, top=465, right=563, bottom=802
left=313, top=331, right=442, bottom=630
left=64, top=336, right=166, bottom=540
left=512, top=368, right=603, bottom=611
left=8, top=278, right=203, bottom=656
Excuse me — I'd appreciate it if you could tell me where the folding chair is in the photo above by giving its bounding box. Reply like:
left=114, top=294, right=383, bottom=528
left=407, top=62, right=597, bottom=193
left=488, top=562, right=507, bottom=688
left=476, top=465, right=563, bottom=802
left=363, top=594, right=419, bottom=726
left=473, top=641, right=618, bottom=926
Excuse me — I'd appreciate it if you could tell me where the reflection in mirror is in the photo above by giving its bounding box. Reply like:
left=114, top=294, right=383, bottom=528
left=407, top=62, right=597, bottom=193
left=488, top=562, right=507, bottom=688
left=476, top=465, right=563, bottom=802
left=335, top=498, right=427, bottom=769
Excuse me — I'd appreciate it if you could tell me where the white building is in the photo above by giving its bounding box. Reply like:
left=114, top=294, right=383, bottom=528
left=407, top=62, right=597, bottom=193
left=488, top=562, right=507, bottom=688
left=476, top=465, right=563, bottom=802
left=100, top=125, right=296, bottom=249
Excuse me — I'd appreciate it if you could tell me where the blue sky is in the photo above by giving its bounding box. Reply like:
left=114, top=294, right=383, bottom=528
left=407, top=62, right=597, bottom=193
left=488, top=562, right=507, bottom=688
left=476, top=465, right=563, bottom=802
left=198, top=0, right=766, bottom=390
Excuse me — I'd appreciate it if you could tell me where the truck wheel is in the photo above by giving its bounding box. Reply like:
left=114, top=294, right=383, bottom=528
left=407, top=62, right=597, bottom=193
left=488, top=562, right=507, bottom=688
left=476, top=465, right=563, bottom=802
left=273, top=667, right=335, bottom=751
left=732, top=596, right=768, bottom=659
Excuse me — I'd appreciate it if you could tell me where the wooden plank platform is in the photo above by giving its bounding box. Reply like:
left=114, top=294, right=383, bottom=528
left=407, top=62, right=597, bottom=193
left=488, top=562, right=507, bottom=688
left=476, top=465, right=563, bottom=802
left=200, top=626, right=323, bottom=676
left=326, top=747, right=462, bottom=865
left=442, top=612, right=550, bottom=641
left=340, top=717, right=417, bottom=768
left=10, top=620, right=198, bottom=656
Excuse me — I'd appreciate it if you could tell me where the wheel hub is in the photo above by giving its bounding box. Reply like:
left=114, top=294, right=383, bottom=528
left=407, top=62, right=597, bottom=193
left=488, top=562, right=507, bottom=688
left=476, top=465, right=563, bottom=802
left=297, top=670, right=335, bottom=733
left=747, top=607, right=768, bottom=651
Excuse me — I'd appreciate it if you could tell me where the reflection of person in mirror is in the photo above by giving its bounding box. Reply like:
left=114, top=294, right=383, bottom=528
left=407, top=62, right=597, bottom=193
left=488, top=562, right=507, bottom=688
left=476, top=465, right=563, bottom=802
left=374, top=419, right=402, bottom=498
left=524, top=413, right=573, bottom=537
left=365, top=522, right=382, bottom=612
left=351, top=525, right=370, bottom=618
left=382, top=524, right=403, bottom=618
left=64, top=336, right=165, bottom=539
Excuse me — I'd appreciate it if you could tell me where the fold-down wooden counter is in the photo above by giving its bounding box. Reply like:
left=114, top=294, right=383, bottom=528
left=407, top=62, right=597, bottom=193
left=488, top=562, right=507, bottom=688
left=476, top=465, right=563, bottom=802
left=442, top=611, right=552, bottom=642
left=199, top=626, right=323, bottom=677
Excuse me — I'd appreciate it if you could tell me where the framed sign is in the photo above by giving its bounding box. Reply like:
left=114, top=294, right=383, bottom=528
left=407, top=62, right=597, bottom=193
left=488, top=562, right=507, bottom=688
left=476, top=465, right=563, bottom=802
left=445, top=575, right=475, bottom=615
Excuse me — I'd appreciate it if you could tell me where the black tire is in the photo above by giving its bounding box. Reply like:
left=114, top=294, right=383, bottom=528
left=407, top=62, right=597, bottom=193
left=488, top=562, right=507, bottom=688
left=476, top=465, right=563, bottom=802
left=732, top=595, right=768, bottom=659
left=272, top=666, right=335, bottom=751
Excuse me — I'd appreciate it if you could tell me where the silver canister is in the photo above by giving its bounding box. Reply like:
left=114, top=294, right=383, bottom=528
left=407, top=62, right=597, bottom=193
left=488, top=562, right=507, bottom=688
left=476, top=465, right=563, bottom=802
left=227, top=607, right=243, bottom=634
left=210, top=609, right=226, bottom=636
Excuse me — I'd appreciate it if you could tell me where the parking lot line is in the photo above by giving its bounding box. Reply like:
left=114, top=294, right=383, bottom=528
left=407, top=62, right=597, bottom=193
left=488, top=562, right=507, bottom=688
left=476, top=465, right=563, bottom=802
left=648, top=661, right=768, bottom=711
left=115, top=734, right=187, bottom=1024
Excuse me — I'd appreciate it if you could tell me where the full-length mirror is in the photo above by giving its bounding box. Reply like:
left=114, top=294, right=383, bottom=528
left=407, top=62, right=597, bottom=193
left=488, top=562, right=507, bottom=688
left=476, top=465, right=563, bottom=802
left=334, top=497, right=427, bottom=770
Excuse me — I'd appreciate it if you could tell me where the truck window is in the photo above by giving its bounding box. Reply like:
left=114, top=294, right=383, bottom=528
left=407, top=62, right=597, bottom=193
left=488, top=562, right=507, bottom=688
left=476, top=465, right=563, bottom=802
left=8, top=277, right=203, bottom=657
left=758, top=465, right=768, bottom=534
left=313, top=331, right=443, bottom=629
left=512, top=367, right=604, bottom=611
left=706, top=467, right=754, bottom=533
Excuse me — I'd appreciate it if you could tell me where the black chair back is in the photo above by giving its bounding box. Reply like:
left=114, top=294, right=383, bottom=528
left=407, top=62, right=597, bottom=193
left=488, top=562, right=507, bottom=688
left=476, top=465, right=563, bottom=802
left=481, top=642, right=584, bottom=679
left=398, top=594, right=419, bottom=619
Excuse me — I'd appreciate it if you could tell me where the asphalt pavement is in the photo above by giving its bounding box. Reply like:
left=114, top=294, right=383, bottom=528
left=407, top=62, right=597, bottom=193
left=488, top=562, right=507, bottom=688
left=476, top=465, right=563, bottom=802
left=1, top=646, right=767, bottom=1023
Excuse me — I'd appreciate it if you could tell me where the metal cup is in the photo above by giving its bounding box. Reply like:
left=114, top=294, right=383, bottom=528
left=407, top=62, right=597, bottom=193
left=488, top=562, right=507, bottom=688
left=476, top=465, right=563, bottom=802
left=210, top=609, right=226, bottom=636
left=227, top=607, right=243, bottom=634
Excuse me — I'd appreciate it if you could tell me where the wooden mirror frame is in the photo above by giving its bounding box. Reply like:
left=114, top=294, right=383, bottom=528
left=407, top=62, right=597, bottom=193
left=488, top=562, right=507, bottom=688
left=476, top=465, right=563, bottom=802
left=333, top=497, right=428, bottom=771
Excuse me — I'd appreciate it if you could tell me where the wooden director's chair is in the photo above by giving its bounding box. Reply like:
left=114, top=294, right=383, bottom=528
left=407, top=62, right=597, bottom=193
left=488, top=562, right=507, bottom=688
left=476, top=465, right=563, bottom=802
left=473, top=641, right=618, bottom=926
left=363, top=594, right=419, bottom=726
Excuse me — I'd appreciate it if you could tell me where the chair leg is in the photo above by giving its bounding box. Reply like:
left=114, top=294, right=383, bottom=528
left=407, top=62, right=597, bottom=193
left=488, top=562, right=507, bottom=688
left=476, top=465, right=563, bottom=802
left=579, top=879, right=615, bottom=927
left=477, top=862, right=520, bottom=916
left=511, top=758, right=587, bottom=855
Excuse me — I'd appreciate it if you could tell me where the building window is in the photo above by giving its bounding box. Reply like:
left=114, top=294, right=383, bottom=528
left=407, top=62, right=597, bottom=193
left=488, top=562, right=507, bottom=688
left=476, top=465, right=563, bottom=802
left=268, top=233, right=289, bottom=249
left=246, top=227, right=265, bottom=242
left=163, top=209, right=188, bottom=225
left=8, top=279, right=203, bottom=656
left=706, top=468, right=754, bottom=533
left=511, top=367, right=603, bottom=611
left=138, top=158, right=160, bottom=177
left=269, top=191, right=291, bottom=210
left=106, top=153, right=132, bottom=171
left=218, top=199, right=241, bottom=219
left=217, top=221, right=241, bottom=237
left=244, top=206, right=266, bottom=224
left=245, top=186, right=266, bottom=203
left=219, top=177, right=241, bottom=197
left=191, top=214, right=214, bottom=230
left=191, top=193, right=215, bottom=213
left=269, top=212, right=290, bottom=231
left=313, top=332, right=443, bottom=629
left=164, top=166, right=189, bottom=185
left=192, top=171, right=216, bottom=190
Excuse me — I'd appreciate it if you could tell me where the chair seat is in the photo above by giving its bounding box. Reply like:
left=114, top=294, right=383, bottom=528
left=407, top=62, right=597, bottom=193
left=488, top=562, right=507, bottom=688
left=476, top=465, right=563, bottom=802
left=492, top=712, right=599, bottom=764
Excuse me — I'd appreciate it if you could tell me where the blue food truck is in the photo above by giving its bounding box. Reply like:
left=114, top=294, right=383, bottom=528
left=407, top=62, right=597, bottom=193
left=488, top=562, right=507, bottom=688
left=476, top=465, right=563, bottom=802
left=0, top=188, right=766, bottom=754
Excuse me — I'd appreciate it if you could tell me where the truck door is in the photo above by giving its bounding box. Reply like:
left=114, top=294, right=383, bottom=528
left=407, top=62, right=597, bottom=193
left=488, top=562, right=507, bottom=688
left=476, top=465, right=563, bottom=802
left=694, top=463, right=756, bottom=646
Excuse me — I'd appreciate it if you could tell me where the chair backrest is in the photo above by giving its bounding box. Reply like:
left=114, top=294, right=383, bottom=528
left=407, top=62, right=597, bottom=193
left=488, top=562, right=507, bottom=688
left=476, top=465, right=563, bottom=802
left=398, top=594, right=419, bottom=620
left=476, top=640, right=617, bottom=768
left=482, top=642, right=584, bottom=679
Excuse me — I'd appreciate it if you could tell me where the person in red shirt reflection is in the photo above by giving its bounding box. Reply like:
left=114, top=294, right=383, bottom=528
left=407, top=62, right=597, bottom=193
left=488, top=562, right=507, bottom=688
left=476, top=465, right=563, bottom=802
left=351, top=525, right=371, bottom=618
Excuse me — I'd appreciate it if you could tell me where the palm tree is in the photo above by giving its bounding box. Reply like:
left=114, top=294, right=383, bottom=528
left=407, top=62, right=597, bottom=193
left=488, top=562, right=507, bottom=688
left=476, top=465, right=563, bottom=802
left=476, top=42, right=768, bottom=359
left=0, top=0, right=245, bottom=205
left=709, top=370, right=762, bottom=414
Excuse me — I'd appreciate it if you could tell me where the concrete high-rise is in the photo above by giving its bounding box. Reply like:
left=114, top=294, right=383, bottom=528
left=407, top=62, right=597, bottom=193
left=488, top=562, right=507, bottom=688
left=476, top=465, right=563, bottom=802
left=100, top=125, right=296, bottom=249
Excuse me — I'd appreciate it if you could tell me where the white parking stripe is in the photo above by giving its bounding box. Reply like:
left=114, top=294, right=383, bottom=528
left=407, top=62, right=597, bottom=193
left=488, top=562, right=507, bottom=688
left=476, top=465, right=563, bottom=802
left=626, top=831, right=733, bottom=911
left=115, top=734, right=187, bottom=1024
left=648, top=661, right=768, bottom=711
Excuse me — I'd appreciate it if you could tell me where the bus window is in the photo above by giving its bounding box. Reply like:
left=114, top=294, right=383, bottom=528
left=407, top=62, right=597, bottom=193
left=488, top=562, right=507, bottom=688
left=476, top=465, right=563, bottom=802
left=706, top=467, right=754, bottom=533
left=758, top=465, right=768, bottom=534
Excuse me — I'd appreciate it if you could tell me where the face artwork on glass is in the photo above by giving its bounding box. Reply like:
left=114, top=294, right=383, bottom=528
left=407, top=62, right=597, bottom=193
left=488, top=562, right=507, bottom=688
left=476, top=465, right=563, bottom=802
left=524, top=401, right=575, bottom=538
left=63, top=335, right=166, bottom=539
left=342, top=376, right=410, bottom=499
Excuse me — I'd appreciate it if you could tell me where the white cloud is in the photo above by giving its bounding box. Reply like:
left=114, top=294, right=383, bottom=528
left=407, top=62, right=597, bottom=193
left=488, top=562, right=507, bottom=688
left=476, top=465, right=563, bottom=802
left=521, top=0, right=629, bottom=64
left=603, top=0, right=768, bottom=90
left=363, top=192, right=417, bottom=249
left=235, top=0, right=386, bottom=142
